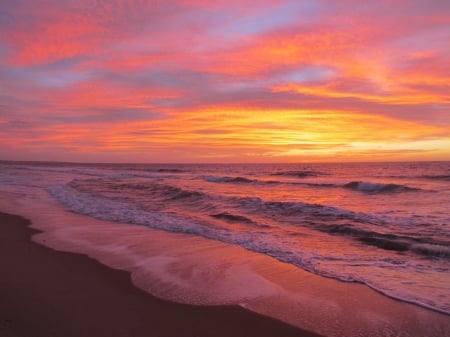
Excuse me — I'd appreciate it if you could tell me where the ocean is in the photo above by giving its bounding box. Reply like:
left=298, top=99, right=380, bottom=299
left=0, top=161, right=449, bottom=335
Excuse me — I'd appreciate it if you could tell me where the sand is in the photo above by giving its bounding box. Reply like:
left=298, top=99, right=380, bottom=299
left=0, top=211, right=322, bottom=337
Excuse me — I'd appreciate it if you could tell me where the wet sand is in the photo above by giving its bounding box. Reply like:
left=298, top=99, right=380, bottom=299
left=0, top=211, right=322, bottom=337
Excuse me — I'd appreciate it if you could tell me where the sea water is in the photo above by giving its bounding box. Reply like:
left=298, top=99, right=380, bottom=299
left=0, top=161, right=449, bottom=334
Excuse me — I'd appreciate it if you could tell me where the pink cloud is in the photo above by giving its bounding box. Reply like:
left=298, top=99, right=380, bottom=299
left=0, top=0, right=449, bottom=162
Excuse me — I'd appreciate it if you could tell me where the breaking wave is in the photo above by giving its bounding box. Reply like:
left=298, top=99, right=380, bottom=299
left=49, top=181, right=450, bottom=263
left=45, top=171, right=450, bottom=315
left=204, top=175, right=420, bottom=195
left=63, top=178, right=449, bottom=259
left=343, top=181, right=419, bottom=193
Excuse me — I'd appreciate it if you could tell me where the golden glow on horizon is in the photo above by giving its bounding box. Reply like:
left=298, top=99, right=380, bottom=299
left=3, top=107, right=444, bottom=162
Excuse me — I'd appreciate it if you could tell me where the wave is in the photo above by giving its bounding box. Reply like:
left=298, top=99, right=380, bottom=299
left=204, top=176, right=420, bottom=195
left=290, top=180, right=418, bottom=193
left=385, top=174, right=450, bottom=181
left=204, top=176, right=256, bottom=183
left=59, top=178, right=383, bottom=233
left=361, top=237, right=450, bottom=258
left=410, top=243, right=450, bottom=258
left=154, top=168, right=185, bottom=173
left=57, top=178, right=450, bottom=258
left=292, top=182, right=339, bottom=188
left=47, top=181, right=450, bottom=314
left=210, top=212, right=257, bottom=225
left=343, top=181, right=419, bottom=193
left=204, top=175, right=316, bottom=185
left=68, top=178, right=432, bottom=246
left=421, top=175, right=450, bottom=181
left=69, top=179, right=204, bottom=203
left=168, top=189, right=203, bottom=200
left=271, top=170, right=325, bottom=178
left=318, top=224, right=450, bottom=258
left=116, top=183, right=204, bottom=202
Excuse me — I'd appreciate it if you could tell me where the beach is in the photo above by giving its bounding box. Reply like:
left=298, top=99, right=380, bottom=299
left=0, top=211, right=320, bottom=337
left=2, top=0, right=449, bottom=334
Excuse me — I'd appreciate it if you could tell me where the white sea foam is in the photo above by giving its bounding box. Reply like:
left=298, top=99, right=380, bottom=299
left=343, top=181, right=418, bottom=193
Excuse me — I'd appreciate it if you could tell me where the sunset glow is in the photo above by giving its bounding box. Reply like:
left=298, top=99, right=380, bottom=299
left=1, top=0, right=449, bottom=162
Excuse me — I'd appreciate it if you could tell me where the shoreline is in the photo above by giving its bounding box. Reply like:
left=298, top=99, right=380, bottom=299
left=0, top=211, right=322, bottom=337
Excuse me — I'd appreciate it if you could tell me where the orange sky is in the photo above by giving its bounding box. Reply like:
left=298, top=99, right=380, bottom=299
left=0, top=0, right=449, bottom=163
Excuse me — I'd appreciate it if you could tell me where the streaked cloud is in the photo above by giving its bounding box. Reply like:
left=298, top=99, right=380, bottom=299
left=0, top=0, right=449, bottom=162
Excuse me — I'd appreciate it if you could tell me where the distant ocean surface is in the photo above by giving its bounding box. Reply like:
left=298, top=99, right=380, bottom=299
left=1, top=161, right=449, bottom=315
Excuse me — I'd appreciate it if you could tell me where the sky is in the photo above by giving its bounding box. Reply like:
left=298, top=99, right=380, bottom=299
left=0, top=0, right=449, bottom=163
